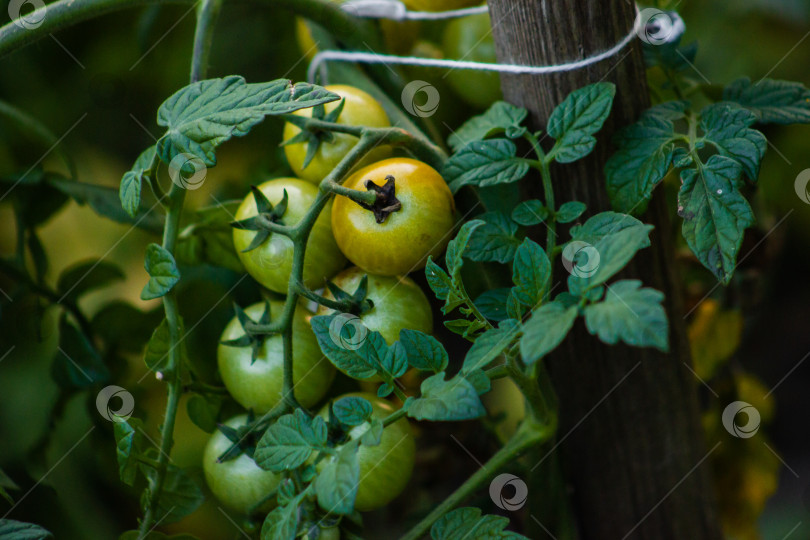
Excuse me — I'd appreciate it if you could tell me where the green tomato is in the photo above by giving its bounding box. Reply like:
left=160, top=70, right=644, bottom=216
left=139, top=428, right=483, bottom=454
left=283, top=85, right=391, bottom=184
left=303, top=525, right=341, bottom=540
left=316, top=266, right=433, bottom=345
left=233, top=177, right=346, bottom=293
left=218, top=301, right=335, bottom=411
left=203, top=415, right=281, bottom=515
left=317, top=393, right=415, bottom=512
left=442, top=13, right=502, bottom=109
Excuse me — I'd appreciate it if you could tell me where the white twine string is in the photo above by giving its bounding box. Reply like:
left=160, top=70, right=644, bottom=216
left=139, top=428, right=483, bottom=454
left=341, top=0, right=489, bottom=20
left=307, top=22, right=639, bottom=84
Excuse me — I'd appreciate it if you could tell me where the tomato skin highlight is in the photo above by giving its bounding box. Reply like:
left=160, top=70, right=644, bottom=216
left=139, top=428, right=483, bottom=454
left=203, top=415, right=281, bottom=515
left=217, top=301, right=335, bottom=412
left=331, top=158, right=455, bottom=276
left=283, top=85, right=391, bottom=184
left=233, top=177, right=346, bottom=293
left=317, top=266, right=432, bottom=345
left=317, top=393, right=415, bottom=512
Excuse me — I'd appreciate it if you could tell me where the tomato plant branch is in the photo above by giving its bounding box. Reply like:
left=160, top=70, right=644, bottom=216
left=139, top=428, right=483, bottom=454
left=322, top=181, right=378, bottom=207
left=137, top=2, right=221, bottom=537
left=399, top=416, right=553, bottom=540
left=291, top=116, right=447, bottom=169
left=526, top=132, right=557, bottom=262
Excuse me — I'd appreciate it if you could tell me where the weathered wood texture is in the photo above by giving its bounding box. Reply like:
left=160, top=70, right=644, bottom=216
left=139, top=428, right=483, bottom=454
left=487, top=1, right=722, bottom=538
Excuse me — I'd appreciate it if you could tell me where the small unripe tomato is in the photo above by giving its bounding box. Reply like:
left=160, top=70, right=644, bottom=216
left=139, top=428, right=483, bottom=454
left=331, top=158, right=455, bottom=276
left=442, top=13, right=502, bottom=108
left=303, top=525, right=341, bottom=540
left=232, top=177, right=346, bottom=293
left=317, top=393, right=415, bottom=512
left=316, top=266, right=432, bottom=345
left=203, top=415, right=281, bottom=515
left=282, top=85, right=391, bottom=184
left=218, top=301, right=335, bottom=412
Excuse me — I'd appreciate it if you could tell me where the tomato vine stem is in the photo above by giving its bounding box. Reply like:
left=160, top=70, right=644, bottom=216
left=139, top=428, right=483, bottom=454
left=136, top=1, right=221, bottom=537
left=399, top=415, right=554, bottom=540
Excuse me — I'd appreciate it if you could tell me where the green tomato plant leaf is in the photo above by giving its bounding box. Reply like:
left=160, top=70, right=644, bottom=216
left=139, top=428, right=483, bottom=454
left=261, top=490, right=307, bottom=540
left=566, top=223, right=654, bottom=295
left=604, top=101, right=687, bottom=215
left=462, top=319, right=521, bottom=374
left=114, top=418, right=144, bottom=487
left=569, top=211, right=651, bottom=246
left=699, top=103, right=766, bottom=180
left=141, top=243, right=180, bottom=300
left=431, top=507, right=528, bottom=540
left=583, top=279, right=669, bottom=351
left=254, top=409, right=329, bottom=472
left=678, top=155, right=754, bottom=283
left=155, top=76, right=338, bottom=166
left=474, top=288, right=511, bottom=322
left=511, top=238, right=551, bottom=307
left=144, top=317, right=187, bottom=376
left=140, top=465, right=204, bottom=525
left=398, top=329, right=449, bottom=373
left=408, top=372, right=486, bottom=421
left=0, top=519, right=54, bottom=540
left=510, top=199, right=548, bottom=226
left=315, top=444, right=360, bottom=515
left=448, top=101, right=528, bottom=151
left=332, top=396, right=373, bottom=427
left=465, top=212, right=521, bottom=264
left=555, top=201, right=586, bottom=223
left=547, top=82, right=616, bottom=163
left=120, top=145, right=157, bottom=217
left=520, top=301, right=579, bottom=365
left=442, top=139, right=530, bottom=194
left=722, top=77, right=810, bottom=125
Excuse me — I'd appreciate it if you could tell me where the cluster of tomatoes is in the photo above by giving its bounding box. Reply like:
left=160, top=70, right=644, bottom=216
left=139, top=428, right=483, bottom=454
left=202, top=85, right=456, bottom=526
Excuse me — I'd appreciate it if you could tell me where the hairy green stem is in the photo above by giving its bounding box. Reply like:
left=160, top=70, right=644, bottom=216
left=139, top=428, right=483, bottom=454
left=137, top=2, right=221, bottom=537
left=322, top=181, right=377, bottom=207
left=382, top=407, right=408, bottom=428
left=399, top=417, right=553, bottom=540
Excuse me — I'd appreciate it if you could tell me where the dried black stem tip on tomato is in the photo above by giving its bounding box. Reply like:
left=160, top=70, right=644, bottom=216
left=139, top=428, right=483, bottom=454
left=359, top=175, right=402, bottom=224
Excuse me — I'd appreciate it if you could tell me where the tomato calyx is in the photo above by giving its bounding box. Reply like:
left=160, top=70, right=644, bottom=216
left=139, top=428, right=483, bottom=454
left=215, top=412, right=263, bottom=463
left=323, top=274, right=374, bottom=315
left=230, top=186, right=289, bottom=252
left=220, top=301, right=274, bottom=363
left=357, top=175, right=402, bottom=224
left=281, top=99, right=346, bottom=171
